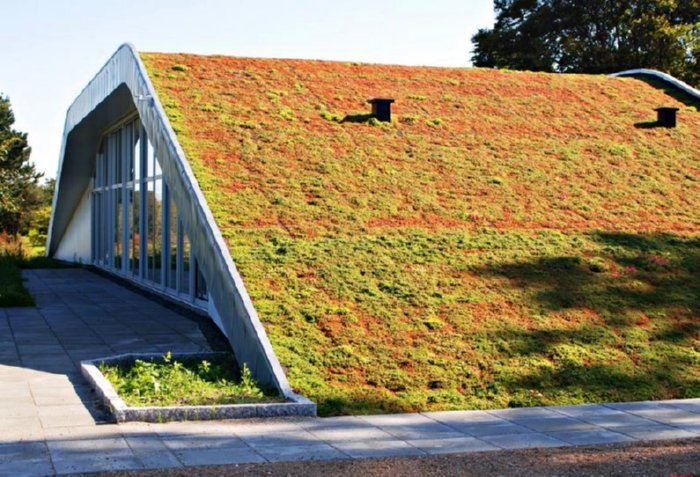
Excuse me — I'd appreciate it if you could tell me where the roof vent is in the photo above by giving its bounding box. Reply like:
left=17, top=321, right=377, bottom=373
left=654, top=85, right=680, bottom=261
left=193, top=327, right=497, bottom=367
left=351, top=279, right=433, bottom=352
left=368, top=98, right=395, bottom=122
left=655, top=107, right=679, bottom=128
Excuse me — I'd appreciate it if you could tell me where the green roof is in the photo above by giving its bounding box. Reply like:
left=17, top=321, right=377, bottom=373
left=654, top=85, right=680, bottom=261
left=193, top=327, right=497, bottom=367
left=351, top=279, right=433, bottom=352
left=142, top=52, right=700, bottom=415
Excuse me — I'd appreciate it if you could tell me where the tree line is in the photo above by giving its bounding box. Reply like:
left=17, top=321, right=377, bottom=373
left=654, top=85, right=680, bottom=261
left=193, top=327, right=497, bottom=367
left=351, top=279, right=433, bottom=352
left=0, top=94, right=52, bottom=250
left=472, top=0, right=700, bottom=86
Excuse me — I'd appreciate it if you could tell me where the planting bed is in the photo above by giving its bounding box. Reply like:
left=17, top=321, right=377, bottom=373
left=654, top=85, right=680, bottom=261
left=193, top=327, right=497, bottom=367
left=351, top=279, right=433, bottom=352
left=82, top=352, right=315, bottom=422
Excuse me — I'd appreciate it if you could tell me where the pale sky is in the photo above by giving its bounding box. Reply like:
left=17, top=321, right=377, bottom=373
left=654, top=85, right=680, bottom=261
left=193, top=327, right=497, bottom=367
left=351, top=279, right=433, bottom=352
left=0, top=0, right=495, bottom=178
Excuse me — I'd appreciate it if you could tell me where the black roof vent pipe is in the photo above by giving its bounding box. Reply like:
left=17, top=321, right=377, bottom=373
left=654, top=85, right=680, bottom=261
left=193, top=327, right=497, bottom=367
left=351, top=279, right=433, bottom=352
left=368, top=98, right=395, bottom=122
left=655, top=107, right=679, bottom=128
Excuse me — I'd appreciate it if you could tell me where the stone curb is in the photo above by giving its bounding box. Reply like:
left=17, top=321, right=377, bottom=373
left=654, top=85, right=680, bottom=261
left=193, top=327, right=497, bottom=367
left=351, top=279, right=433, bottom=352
left=80, top=352, right=316, bottom=423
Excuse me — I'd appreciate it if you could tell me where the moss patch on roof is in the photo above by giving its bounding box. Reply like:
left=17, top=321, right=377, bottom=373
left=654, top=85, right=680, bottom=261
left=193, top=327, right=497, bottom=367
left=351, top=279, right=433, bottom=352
left=141, top=53, right=700, bottom=415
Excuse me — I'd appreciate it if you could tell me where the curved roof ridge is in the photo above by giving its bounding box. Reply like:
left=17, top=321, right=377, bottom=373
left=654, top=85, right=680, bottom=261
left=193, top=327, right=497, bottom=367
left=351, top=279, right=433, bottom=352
left=611, top=68, right=700, bottom=101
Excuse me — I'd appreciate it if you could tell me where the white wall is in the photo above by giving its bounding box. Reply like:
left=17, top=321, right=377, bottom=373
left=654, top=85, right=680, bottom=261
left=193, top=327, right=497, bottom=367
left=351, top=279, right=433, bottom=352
left=55, top=185, right=91, bottom=263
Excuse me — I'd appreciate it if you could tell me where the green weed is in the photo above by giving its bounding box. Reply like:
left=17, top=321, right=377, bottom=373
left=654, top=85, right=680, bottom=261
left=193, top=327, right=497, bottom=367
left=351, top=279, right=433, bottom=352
left=99, top=352, right=282, bottom=407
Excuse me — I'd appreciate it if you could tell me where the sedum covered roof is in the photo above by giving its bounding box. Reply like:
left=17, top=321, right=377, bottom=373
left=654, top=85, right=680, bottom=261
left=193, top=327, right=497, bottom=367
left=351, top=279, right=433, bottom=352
left=141, top=52, right=700, bottom=415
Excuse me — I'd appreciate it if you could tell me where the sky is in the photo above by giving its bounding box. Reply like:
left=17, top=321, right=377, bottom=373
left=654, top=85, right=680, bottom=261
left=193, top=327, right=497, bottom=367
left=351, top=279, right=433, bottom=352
left=0, top=0, right=495, bottom=179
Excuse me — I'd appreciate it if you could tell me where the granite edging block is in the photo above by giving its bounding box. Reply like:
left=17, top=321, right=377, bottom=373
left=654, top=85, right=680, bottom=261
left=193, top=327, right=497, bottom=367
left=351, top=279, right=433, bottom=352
left=81, top=352, right=316, bottom=422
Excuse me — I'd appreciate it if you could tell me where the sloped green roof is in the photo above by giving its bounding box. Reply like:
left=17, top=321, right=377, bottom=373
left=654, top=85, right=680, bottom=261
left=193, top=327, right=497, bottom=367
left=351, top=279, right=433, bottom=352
left=142, top=52, right=700, bottom=415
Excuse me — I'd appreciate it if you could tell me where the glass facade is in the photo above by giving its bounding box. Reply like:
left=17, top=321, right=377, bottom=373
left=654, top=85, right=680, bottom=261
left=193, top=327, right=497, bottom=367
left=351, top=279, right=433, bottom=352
left=91, top=117, right=208, bottom=305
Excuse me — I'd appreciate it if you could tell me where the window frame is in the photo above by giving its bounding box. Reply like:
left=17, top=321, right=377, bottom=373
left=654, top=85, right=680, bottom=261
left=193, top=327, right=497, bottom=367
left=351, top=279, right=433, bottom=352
left=90, top=116, right=209, bottom=308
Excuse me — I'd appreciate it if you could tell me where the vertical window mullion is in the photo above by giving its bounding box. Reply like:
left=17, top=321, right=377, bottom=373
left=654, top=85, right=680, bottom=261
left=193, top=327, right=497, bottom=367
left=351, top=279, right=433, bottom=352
left=90, top=189, right=95, bottom=263
left=121, top=125, right=130, bottom=274
left=189, top=252, right=196, bottom=301
left=96, top=156, right=101, bottom=264
left=107, top=136, right=114, bottom=269
left=176, top=219, right=183, bottom=293
left=139, top=125, right=148, bottom=280
left=161, top=184, right=170, bottom=287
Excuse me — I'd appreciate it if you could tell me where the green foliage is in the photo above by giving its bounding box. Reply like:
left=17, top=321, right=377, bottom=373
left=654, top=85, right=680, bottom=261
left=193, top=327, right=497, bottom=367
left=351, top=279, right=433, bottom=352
left=24, top=178, right=53, bottom=251
left=278, top=107, right=295, bottom=121
left=99, top=352, right=281, bottom=406
left=472, top=0, right=700, bottom=86
left=171, top=64, right=188, bottom=72
left=320, top=110, right=343, bottom=122
left=0, top=242, right=33, bottom=307
left=0, top=232, right=78, bottom=307
left=0, top=94, right=42, bottom=235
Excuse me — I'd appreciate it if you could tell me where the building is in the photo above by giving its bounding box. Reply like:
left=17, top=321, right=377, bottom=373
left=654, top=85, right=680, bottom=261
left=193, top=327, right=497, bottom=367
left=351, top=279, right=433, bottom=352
left=48, top=44, right=700, bottom=414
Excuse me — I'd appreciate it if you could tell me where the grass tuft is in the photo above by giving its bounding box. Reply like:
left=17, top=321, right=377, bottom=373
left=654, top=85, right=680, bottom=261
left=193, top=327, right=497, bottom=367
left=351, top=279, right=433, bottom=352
left=0, top=255, right=34, bottom=307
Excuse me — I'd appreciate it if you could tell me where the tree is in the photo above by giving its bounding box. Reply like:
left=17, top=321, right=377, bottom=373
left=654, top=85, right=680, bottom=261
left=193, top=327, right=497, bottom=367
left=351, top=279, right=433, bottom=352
left=472, top=0, right=700, bottom=87
left=0, top=94, right=42, bottom=235
left=23, top=178, right=54, bottom=248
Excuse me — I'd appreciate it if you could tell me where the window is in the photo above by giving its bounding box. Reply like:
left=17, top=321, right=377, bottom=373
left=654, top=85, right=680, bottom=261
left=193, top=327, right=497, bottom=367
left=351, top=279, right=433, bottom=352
left=195, top=259, right=207, bottom=301
left=166, top=187, right=178, bottom=290
left=91, top=117, right=207, bottom=304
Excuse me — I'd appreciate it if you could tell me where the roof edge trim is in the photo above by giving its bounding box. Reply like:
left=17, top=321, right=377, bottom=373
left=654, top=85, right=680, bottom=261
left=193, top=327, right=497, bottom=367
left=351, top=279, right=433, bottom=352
left=611, top=68, right=700, bottom=100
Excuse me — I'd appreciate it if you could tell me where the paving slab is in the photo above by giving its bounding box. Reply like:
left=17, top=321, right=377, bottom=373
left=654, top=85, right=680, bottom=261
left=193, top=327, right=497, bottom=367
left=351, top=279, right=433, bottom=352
left=614, top=424, right=699, bottom=441
left=52, top=455, right=143, bottom=475
left=43, top=424, right=125, bottom=441
left=240, top=430, right=323, bottom=448
left=306, top=424, right=398, bottom=443
left=332, top=439, right=426, bottom=458
left=32, top=389, right=89, bottom=407
left=574, top=411, right=660, bottom=428
left=489, top=407, right=565, bottom=420
left=480, top=432, right=570, bottom=450
left=125, top=436, right=183, bottom=469
left=407, top=436, right=498, bottom=455
left=620, top=408, right=700, bottom=425
left=0, top=417, right=44, bottom=443
left=0, top=382, right=32, bottom=399
left=422, top=409, right=505, bottom=425
left=547, top=429, right=635, bottom=446
left=603, top=401, right=674, bottom=413
left=257, top=443, right=348, bottom=462
left=0, top=403, right=38, bottom=419
left=0, top=458, right=54, bottom=477
left=547, top=403, right=628, bottom=418
left=508, top=416, right=597, bottom=433
left=359, top=413, right=458, bottom=436
left=173, top=447, right=266, bottom=466
left=161, top=434, right=249, bottom=451
left=0, top=441, right=48, bottom=463
left=48, top=437, right=144, bottom=474
left=446, top=421, right=535, bottom=437
left=662, top=399, right=700, bottom=414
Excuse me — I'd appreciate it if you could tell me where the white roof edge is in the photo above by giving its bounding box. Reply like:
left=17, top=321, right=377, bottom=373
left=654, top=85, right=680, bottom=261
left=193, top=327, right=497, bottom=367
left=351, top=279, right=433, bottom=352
left=610, top=68, right=700, bottom=100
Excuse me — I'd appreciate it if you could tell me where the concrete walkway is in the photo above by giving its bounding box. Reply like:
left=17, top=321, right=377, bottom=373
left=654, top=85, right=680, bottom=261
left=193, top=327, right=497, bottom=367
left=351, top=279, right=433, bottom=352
left=1, top=269, right=699, bottom=476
